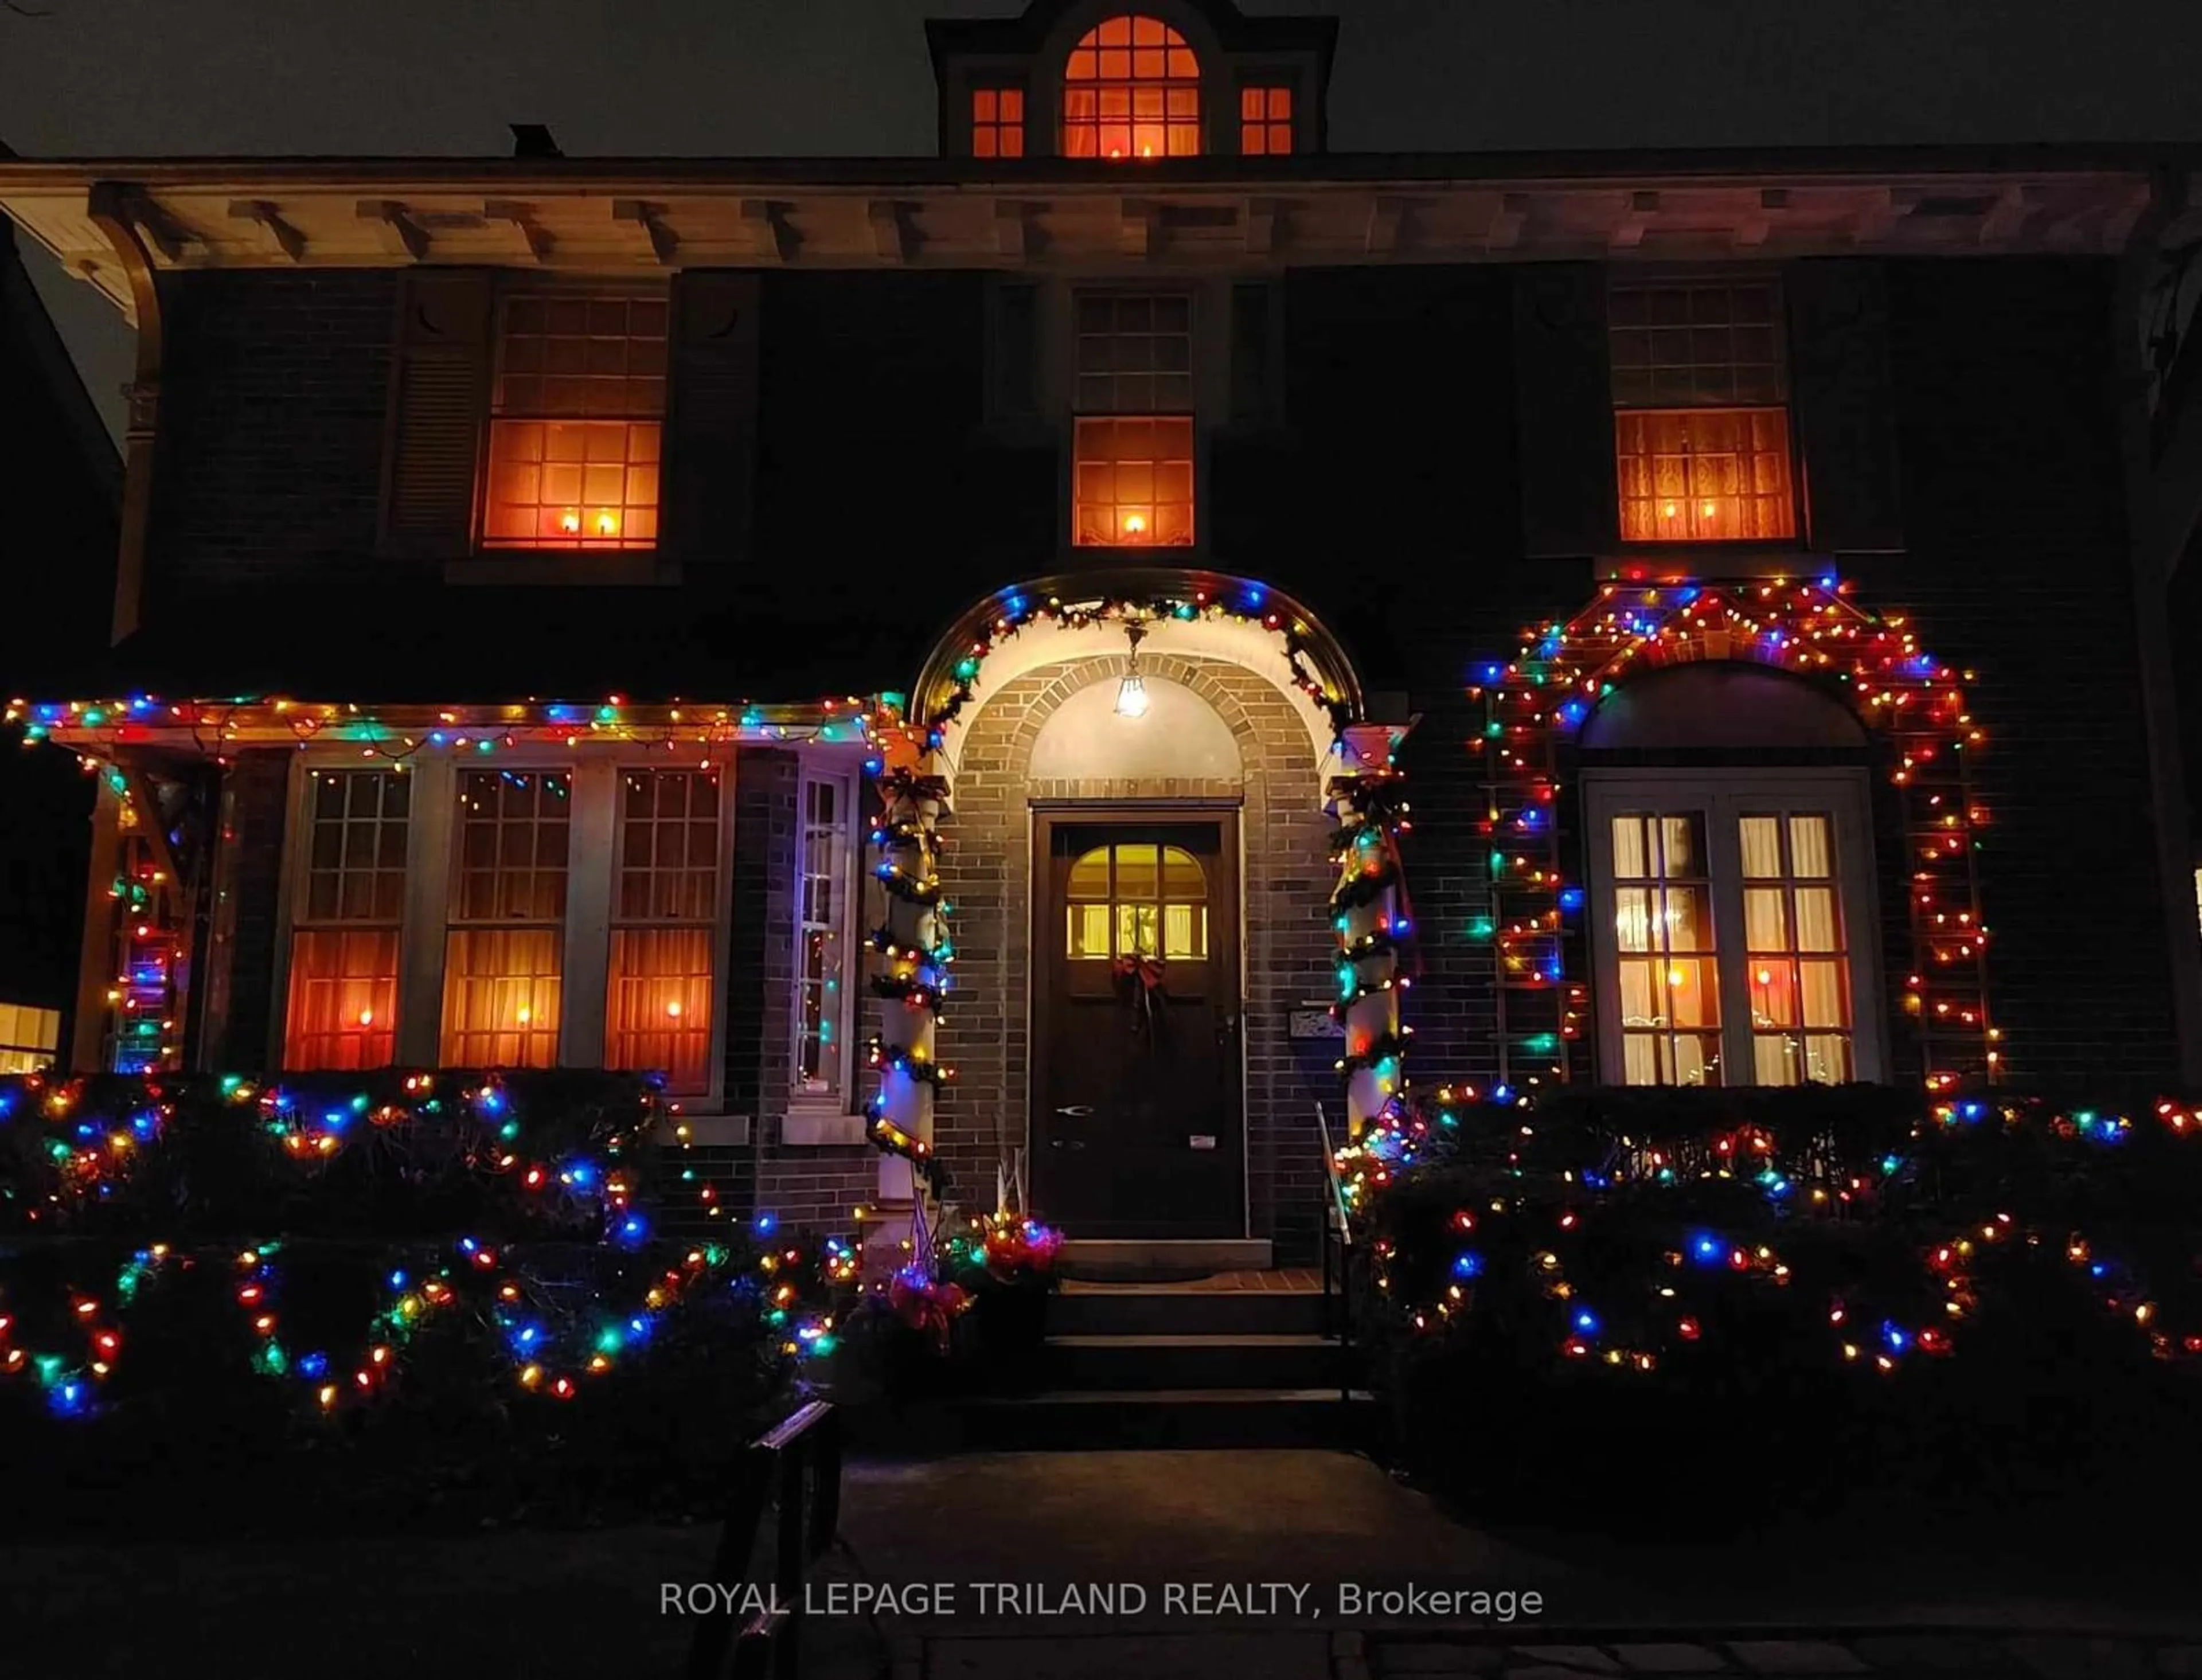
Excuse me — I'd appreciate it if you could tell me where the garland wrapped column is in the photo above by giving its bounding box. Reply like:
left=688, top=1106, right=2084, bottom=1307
left=1329, top=723, right=1415, bottom=1139
left=863, top=728, right=956, bottom=1263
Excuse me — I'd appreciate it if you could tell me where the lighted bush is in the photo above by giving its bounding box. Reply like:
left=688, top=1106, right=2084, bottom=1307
left=0, top=1073, right=857, bottom=1530
left=1352, top=1084, right=2202, bottom=1526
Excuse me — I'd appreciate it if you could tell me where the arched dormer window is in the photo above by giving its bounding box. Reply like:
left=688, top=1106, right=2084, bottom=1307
left=1063, top=14, right=1202, bottom=159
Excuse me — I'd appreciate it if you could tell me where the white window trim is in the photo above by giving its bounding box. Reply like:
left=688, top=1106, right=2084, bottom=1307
left=784, top=755, right=865, bottom=1144
left=271, top=748, right=738, bottom=1111
left=1581, top=767, right=1888, bottom=1087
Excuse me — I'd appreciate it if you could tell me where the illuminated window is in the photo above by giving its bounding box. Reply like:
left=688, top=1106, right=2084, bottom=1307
left=606, top=770, right=721, bottom=1093
left=1610, top=276, right=1795, bottom=542
left=0, top=1002, right=61, bottom=1076
left=794, top=769, right=856, bottom=1101
left=442, top=771, right=571, bottom=1067
left=482, top=291, right=666, bottom=551
left=284, top=770, right=409, bottom=1070
left=1065, top=843, right=1208, bottom=960
left=1073, top=292, right=1195, bottom=546
left=971, top=85, right=1026, bottom=158
left=1607, top=812, right=1724, bottom=1086
left=1738, top=813, right=1854, bottom=1085
left=1586, top=775, right=1880, bottom=1087
left=1063, top=14, right=1201, bottom=159
left=1239, top=85, right=1292, bottom=155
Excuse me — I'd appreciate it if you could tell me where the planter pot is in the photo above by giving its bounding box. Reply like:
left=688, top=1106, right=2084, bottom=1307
left=971, top=1276, right=1055, bottom=1393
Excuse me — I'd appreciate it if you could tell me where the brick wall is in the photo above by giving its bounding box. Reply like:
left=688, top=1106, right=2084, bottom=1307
left=1863, top=257, right=2182, bottom=1087
left=724, top=748, right=879, bottom=1233
left=151, top=270, right=397, bottom=597
left=936, top=651, right=1336, bottom=1259
left=218, top=750, right=293, bottom=1072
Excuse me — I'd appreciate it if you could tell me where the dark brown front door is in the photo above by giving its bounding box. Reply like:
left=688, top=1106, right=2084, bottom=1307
left=1031, top=812, right=1242, bottom=1238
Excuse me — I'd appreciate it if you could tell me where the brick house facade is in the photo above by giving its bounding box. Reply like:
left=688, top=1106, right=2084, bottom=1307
left=5, top=0, right=2199, bottom=1263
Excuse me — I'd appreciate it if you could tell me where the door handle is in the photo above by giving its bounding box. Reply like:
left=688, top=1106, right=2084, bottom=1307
left=1055, top=1104, right=1095, bottom=1118
left=1051, top=1139, right=1087, bottom=1150
left=1216, top=1014, right=1238, bottom=1045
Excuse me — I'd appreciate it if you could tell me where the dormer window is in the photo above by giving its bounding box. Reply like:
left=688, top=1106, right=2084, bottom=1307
left=1062, top=14, right=1202, bottom=160
left=971, top=84, right=1027, bottom=158
left=1239, top=84, right=1293, bottom=155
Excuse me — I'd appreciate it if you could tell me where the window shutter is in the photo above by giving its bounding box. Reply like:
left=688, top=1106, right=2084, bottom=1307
left=662, top=271, right=762, bottom=564
left=988, top=280, right=1039, bottom=423
left=1787, top=259, right=1903, bottom=555
left=1229, top=282, right=1278, bottom=425
left=1513, top=264, right=1617, bottom=558
left=378, top=270, right=493, bottom=557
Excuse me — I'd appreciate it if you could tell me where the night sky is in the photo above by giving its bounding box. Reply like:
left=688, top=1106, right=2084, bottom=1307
left=5, top=0, right=2201, bottom=437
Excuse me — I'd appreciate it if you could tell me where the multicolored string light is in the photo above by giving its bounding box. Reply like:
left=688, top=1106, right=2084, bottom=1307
left=1470, top=573, right=1995, bottom=1092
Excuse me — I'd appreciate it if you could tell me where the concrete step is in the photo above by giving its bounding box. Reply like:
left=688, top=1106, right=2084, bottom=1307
left=1057, top=1239, right=1273, bottom=1281
left=959, top=1387, right=1376, bottom=1450
left=1043, top=1333, right=1340, bottom=1391
left=1050, top=1288, right=1332, bottom=1338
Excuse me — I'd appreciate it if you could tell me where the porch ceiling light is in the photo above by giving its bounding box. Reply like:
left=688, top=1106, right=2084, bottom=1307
left=1115, top=622, right=1150, bottom=719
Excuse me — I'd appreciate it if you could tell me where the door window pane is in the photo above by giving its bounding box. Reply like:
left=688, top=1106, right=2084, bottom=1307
left=1063, top=842, right=1207, bottom=960
left=1609, top=811, right=1723, bottom=1087
left=1738, top=810, right=1853, bottom=1085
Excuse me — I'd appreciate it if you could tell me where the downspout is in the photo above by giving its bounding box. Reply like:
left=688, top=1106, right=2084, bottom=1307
left=84, top=182, right=164, bottom=646
left=2113, top=170, right=2202, bottom=1086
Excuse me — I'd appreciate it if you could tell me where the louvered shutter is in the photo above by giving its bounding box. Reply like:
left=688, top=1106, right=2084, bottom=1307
left=662, top=272, right=762, bottom=565
left=1513, top=264, right=1618, bottom=558
left=988, top=280, right=1039, bottom=424
left=378, top=270, right=493, bottom=557
left=1787, top=259, right=1904, bottom=556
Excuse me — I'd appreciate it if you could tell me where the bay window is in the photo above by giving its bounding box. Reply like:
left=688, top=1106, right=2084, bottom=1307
left=274, top=753, right=732, bottom=1104
left=1583, top=771, right=1882, bottom=1086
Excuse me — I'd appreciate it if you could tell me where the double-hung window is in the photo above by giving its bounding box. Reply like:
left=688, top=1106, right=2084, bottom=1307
left=607, top=769, right=721, bottom=1095
left=1583, top=771, right=1881, bottom=1087
left=1610, top=274, right=1797, bottom=544
left=441, top=770, right=572, bottom=1068
left=481, top=290, right=666, bottom=552
left=282, top=769, right=411, bottom=1071
left=792, top=765, right=858, bottom=1106
left=1072, top=291, right=1196, bottom=548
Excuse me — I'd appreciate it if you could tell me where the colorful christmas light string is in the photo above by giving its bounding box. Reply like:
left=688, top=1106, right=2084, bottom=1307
left=1470, top=572, right=1996, bottom=1093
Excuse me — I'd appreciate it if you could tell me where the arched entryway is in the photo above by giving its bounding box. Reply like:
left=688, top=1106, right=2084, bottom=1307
left=871, top=571, right=1401, bottom=1261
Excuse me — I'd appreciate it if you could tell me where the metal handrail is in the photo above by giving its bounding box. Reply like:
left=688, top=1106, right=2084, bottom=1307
left=1314, top=1102, right=1355, bottom=1404
left=686, top=1400, right=844, bottom=1680
left=1314, top=1100, right=1353, bottom=1250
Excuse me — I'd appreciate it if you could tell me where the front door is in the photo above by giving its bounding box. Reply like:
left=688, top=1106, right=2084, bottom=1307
left=1031, top=812, right=1242, bottom=1237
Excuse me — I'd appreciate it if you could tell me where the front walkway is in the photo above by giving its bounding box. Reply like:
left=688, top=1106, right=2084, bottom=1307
left=11, top=1449, right=2196, bottom=1677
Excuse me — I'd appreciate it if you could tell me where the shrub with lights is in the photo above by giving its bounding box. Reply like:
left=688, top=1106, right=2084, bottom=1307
left=0, top=1070, right=866, bottom=1525
left=1342, top=1083, right=2202, bottom=1523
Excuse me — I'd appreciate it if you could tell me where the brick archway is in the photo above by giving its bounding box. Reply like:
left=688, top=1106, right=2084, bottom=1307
left=934, top=651, right=1334, bottom=1255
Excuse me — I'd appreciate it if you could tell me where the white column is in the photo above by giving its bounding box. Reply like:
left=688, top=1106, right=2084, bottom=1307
left=1328, top=724, right=1412, bottom=1138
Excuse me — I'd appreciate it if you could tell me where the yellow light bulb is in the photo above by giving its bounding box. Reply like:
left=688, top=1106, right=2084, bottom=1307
left=559, top=509, right=582, bottom=536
